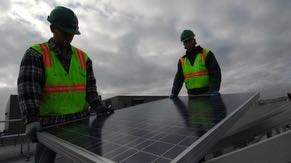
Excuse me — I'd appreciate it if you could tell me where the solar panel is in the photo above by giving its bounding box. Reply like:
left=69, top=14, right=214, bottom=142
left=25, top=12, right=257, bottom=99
left=37, top=93, right=259, bottom=163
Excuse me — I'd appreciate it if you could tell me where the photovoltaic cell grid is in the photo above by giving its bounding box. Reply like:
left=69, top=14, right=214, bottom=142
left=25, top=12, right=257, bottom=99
left=42, top=93, right=257, bottom=163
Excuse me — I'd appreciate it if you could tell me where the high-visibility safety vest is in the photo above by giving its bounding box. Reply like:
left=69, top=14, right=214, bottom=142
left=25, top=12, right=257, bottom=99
left=32, top=42, right=88, bottom=116
left=181, top=48, right=210, bottom=90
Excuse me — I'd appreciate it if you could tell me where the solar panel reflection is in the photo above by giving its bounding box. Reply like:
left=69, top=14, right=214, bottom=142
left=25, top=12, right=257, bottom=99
left=38, top=93, right=259, bottom=163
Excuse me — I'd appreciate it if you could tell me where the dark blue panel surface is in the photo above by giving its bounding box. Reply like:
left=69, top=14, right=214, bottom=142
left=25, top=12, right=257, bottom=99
left=42, top=93, right=257, bottom=163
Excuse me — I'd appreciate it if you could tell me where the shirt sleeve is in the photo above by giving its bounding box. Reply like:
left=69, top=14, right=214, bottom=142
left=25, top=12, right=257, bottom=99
left=86, top=58, right=102, bottom=109
left=171, top=60, right=184, bottom=96
left=17, top=48, right=44, bottom=124
left=205, top=51, right=221, bottom=92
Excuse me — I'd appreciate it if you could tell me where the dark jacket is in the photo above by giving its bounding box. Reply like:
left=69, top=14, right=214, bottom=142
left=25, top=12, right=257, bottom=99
left=171, top=45, right=221, bottom=95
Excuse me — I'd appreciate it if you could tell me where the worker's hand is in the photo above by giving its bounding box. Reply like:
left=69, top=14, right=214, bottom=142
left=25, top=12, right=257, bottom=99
left=95, top=104, right=114, bottom=115
left=169, top=94, right=177, bottom=99
left=25, top=121, right=41, bottom=143
left=209, top=91, right=220, bottom=96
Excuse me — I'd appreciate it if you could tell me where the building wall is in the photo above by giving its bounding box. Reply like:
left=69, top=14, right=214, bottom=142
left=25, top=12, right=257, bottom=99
left=4, top=95, right=25, bottom=135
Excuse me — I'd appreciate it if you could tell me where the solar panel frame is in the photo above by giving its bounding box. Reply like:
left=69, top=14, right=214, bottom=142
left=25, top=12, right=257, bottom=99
left=173, top=92, right=259, bottom=163
left=37, top=92, right=259, bottom=163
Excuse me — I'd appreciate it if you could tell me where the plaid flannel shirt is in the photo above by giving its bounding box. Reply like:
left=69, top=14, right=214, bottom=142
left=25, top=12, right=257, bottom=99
left=17, top=38, right=101, bottom=126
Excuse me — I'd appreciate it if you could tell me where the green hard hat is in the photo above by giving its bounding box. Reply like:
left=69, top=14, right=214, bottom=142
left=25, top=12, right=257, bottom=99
left=47, top=6, right=80, bottom=35
left=180, top=29, right=195, bottom=42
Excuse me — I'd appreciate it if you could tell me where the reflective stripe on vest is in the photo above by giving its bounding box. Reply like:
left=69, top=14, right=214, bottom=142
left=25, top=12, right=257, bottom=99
left=31, top=42, right=88, bottom=116
left=40, top=43, right=52, bottom=67
left=40, top=43, right=87, bottom=69
left=75, top=48, right=87, bottom=69
left=181, top=48, right=210, bottom=89
left=44, top=84, right=86, bottom=93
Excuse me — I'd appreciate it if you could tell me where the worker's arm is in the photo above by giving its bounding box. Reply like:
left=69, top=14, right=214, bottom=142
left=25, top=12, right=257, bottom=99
left=206, top=51, right=221, bottom=93
left=171, top=60, right=184, bottom=97
left=18, top=48, right=44, bottom=142
left=17, top=48, right=44, bottom=125
left=85, top=58, right=101, bottom=107
left=86, top=58, right=114, bottom=114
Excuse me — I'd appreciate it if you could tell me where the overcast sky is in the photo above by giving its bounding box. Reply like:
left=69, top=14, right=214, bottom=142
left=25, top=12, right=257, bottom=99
left=0, top=0, right=291, bottom=114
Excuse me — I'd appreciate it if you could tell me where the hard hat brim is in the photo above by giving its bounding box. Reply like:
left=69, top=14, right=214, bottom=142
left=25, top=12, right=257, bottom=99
left=54, top=24, right=80, bottom=35
left=181, top=36, right=194, bottom=42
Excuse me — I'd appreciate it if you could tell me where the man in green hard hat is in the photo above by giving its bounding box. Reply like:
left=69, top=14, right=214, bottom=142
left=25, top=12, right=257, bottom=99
left=170, top=29, right=221, bottom=98
left=17, top=6, right=113, bottom=163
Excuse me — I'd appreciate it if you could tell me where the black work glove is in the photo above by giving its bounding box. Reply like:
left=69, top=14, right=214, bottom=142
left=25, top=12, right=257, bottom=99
left=25, top=121, right=41, bottom=143
left=95, top=104, right=114, bottom=116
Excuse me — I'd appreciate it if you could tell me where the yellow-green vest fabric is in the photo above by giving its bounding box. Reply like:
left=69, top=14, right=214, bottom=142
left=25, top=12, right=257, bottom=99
left=32, top=42, right=88, bottom=116
left=181, top=48, right=210, bottom=90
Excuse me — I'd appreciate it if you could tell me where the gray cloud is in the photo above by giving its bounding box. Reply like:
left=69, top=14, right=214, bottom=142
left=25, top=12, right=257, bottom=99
left=0, top=0, right=10, bottom=14
left=0, top=0, right=290, bottom=114
left=0, top=16, right=44, bottom=84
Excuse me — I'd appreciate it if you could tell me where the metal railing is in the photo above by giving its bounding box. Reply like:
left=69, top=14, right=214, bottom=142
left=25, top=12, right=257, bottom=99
left=0, top=119, right=32, bottom=161
left=0, top=119, right=23, bottom=123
